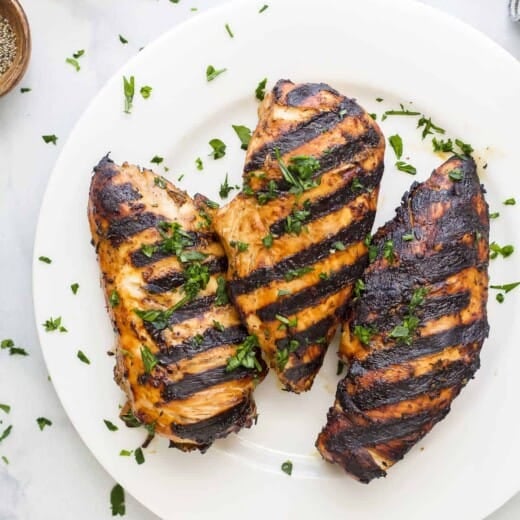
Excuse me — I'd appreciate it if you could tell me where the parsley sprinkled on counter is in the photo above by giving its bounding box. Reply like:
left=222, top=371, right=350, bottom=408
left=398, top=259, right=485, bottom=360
left=454, top=139, right=473, bottom=155
left=432, top=138, right=453, bottom=153
left=281, top=460, right=293, bottom=475
left=504, top=198, right=516, bottom=206
left=490, top=281, right=520, bottom=303
left=104, top=420, right=119, bottom=432
left=395, top=161, right=417, bottom=175
left=140, top=346, right=157, bottom=373
left=110, top=484, right=126, bottom=516
left=77, top=350, right=90, bottom=365
left=119, top=34, right=128, bottom=44
left=36, top=417, right=52, bottom=431
left=226, top=335, right=262, bottom=372
left=209, top=138, right=226, bottom=159
left=255, top=78, right=267, bottom=100
left=206, top=65, right=227, bottom=82
left=71, top=283, right=80, bottom=294
left=65, top=57, right=80, bottom=72
left=140, top=85, right=152, bottom=99
left=38, top=256, right=52, bottom=264
left=388, top=134, right=403, bottom=159
left=225, top=23, right=234, bottom=38
left=119, top=450, right=132, bottom=457
left=123, top=75, right=135, bottom=114
left=43, top=317, right=67, bottom=333
left=42, top=135, right=58, bottom=145
left=232, top=125, right=252, bottom=150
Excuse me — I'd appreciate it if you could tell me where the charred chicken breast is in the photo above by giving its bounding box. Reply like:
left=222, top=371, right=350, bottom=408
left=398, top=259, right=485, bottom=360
left=316, top=156, right=489, bottom=482
left=88, top=156, right=265, bottom=452
left=212, top=80, right=385, bottom=393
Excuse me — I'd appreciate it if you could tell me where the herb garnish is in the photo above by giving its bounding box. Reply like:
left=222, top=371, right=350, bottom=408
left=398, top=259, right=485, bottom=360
left=490, top=282, right=520, bottom=293
left=432, top=138, right=453, bottom=153
left=71, top=283, right=79, bottom=294
left=206, top=65, right=227, bottom=82
left=215, top=276, right=229, bottom=306
left=259, top=4, right=269, bottom=13
left=448, top=168, right=464, bottom=182
left=42, top=135, right=58, bottom=145
left=354, top=278, right=365, bottom=298
left=395, top=161, right=417, bottom=175
left=120, top=410, right=141, bottom=428
left=0, top=404, right=10, bottom=414
left=504, top=198, right=516, bottom=206
left=281, top=460, right=293, bottom=475
left=1, top=339, right=28, bottom=356
left=140, top=85, right=152, bottom=99
left=219, top=174, right=237, bottom=198
left=255, top=78, right=267, bottom=101
left=109, top=290, right=120, bottom=307
left=154, top=176, right=167, bottom=189
left=123, top=75, right=135, bottom=114
left=36, top=417, right=52, bottom=431
left=454, top=139, right=473, bottom=155
left=43, top=317, right=67, bottom=333
left=275, top=149, right=320, bottom=194
left=276, top=314, right=298, bottom=330
left=226, top=335, right=262, bottom=372
left=225, top=23, right=234, bottom=37
left=38, top=256, right=52, bottom=264
left=119, top=450, right=132, bottom=457
left=140, top=345, right=157, bottom=373
left=194, top=157, right=204, bottom=171
left=0, top=425, right=12, bottom=444
left=110, top=484, right=126, bottom=516
left=134, top=447, right=145, bottom=465
left=383, top=240, right=395, bottom=264
left=119, top=34, right=128, bottom=44
left=209, top=138, right=226, bottom=159
left=285, top=201, right=311, bottom=235
left=381, top=104, right=420, bottom=121
left=257, top=180, right=278, bottom=205
left=230, top=240, right=249, bottom=252
left=417, top=116, right=445, bottom=139
left=365, top=234, right=378, bottom=263
left=275, top=340, right=299, bottom=370
left=20, top=87, right=31, bottom=93
left=104, top=420, right=119, bottom=432
left=284, top=266, right=314, bottom=281
left=353, top=325, right=374, bottom=346
left=490, top=242, right=514, bottom=259
left=66, top=50, right=84, bottom=71
left=77, top=350, right=90, bottom=365
left=232, top=125, right=252, bottom=150
left=388, top=135, right=403, bottom=159
left=389, top=287, right=428, bottom=344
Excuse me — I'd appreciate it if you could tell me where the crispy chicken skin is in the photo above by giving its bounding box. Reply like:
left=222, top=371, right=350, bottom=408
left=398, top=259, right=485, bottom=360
left=212, top=80, right=385, bottom=393
left=88, top=156, right=265, bottom=452
left=316, top=156, right=489, bottom=482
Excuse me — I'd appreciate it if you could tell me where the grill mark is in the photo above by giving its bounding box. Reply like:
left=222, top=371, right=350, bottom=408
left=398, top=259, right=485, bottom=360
left=156, top=326, right=248, bottom=364
left=349, top=358, right=480, bottom=412
left=244, top=97, right=363, bottom=173
left=270, top=162, right=382, bottom=237
left=145, top=257, right=228, bottom=294
left=107, top=212, right=163, bottom=246
left=324, top=407, right=449, bottom=453
left=229, top=216, right=374, bottom=297
left=170, top=399, right=253, bottom=444
left=161, top=366, right=253, bottom=402
left=257, top=261, right=366, bottom=322
left=285, top=82, right=340, bottom=106
left=130, top=232, right=218, bottom=267
left=356, top=291, right=471, bottom=332
left=353, top=319, right=489, bottom=373
left=284, top=356, right=325, bottom=383
left=99, top=182, right=141, bottom=214
left=276, top=315, right=335, bottom=351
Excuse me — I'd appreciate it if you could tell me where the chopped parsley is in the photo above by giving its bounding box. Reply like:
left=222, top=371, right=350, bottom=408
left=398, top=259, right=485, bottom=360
left=140, top=85, right=152, bottom=99
left=119, top=34, right=128, bottom=44
left=337, top=361, right=345, bottom=376
left=209, top=138, right=226, bottom=159
left=388, top=287, right=428, bottom=345
left=489, top=212, right=499, bottom=219
left=134, top=447, right=145, bottom=465
left=275, top=149, right=321, bottom=194
left=70, top=283, right=79, bottom=294
left=332, top=241, right=346, bottom=251
left=275, top=314, right=298, bottom=329
left=212, top=320, right=225, bottom=332
left=109, top=290, right=120, bottom=307
left=140, top=345, right=157, bottom=373
left=195, top=157, right=204, bottom=170
left=388, top=134, right=403, bottom=159
left=354, top=278, right=365, bottom=299
left=232, top=125, right=252, bottom=150
left=38, top=256, right=52, bottom=264
left=1, top=339, right=28, bottom=356
left=154, top=176, right=167, bottom=189
left=284, top=266, right=314, bottom=281
left=104, top=420, right=119, bottom=432
left=454, top=139, right=473, bottom=155
left=65, top=57, right=80, bottom=71
left=395, top=161, right=417, bottom=175
left=281, top=460, right=293, bottom=475
left=369, top=113, right=377, bottom=120
left=230, top=240, right=249, bottom=252
left=353, top=325, right=374, bottom=346
left=496, top=293, right=505, bottom=303
left=262, top=233, right=274, bottom=248
left=259, top=4, right=269, bottom=13
left=151, top=155, right=164, bottom=164
left=119, top=450, right=132, bottom=457
left=319, top=272, right=329, bottom=280
left=383, top=240, right=395, bottom=264
left=278, top=289, right=291, bottom=297
left=20, top=87, right=31, bottom=93
left=351, top=178, right=364, bottom=191
left=0, top=404, right=10, bottom=414
left=215, top=276, right=230, bottom=306
left=77, top=350, right=90, bottom=365
left=402, top=233, right=414, bottom=241
left=120, top=410, right=141, bottom=428
left=141, top=244, right=156, bottom=258
left=381, top=104, right=420, bottom=121
left=255, top=78, right=267, bottom=101
left=110, top=484, right=126, bottom=516
left=226, top=335, right=262, bottom=372
left=43, top=317, right=67, bottom=332
left=123, top=75, right=135, bottom=114
left=448, top=168, right=464, bottom=182
left=225, top=23, right=234, bottom=38
left=432, top=137, right=453, bottom=153
left=376, top=97, right=384, bottom=102
left=504, top=198, right=516, bottom=206
left=257, top=180, right=278, bottom=205
left=206, top=65, right=227, bottom=82
left=219, top=174, right=237, bottom=198
left=490, top=242, right=514, bottom=259
left=73, top=49, right=85, bottom=59
left=365, top=234, right=378, bottom=263
left=0, top=425, right=12, bottom=444
left=36, top=417, right=52, bottom=431
left=285, top=202, right=311, bottom=235
left=42, top=135, right=58, bottom=145
left=490, top=282, right=520, bottom=293
left=417, top=116, right=445, bottom=139
left=275, top=340, right=299, bottom=370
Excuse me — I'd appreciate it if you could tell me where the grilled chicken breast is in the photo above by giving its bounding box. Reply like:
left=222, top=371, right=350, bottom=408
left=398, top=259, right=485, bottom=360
left=316, top=156, right=489, bottom=482
left=212, top=80, right=385, bottom=393
left=88, top=156, right=266, bottom=452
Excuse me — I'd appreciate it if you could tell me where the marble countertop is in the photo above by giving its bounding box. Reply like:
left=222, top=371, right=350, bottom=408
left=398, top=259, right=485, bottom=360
left=0, top=0, right=519, bottom=518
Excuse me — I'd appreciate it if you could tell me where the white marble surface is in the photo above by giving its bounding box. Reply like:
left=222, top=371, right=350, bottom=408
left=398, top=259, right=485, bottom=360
left=0, top=0, right=519, bottom=518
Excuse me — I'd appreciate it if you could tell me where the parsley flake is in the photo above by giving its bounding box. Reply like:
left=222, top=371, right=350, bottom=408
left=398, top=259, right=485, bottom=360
left=209, top=138, right=226, bottom=159
left=281, top=460, right=293, bottom=475
left=77, top=350, right=90, bottom=365
left=219, top=173, right=236, bottom=198
left=110, top=484, right=126, bottom=516
left=259, top=4, right=269, bottom=13
left=119, top=34, right=128, bottom=44
left=226, top=335, right=262, bottom=372
left=140, top=345, right=157, bottom=373
left=230, top=240, right=249, bottom=252
left=0, top=425, right=12, bottom=444
left=255, top=78, right=267, bottom=101
left=388, top=135, right=403, bottom=159
left=71, top=283, right=79, bottom=294
left=42, top=135, right=58, bottom=145
left=123, top=75, right=135, bottom=114
left=134, top=447, right=145, bottom=465
left=109, top=290, right=120, bottom=307
left=0, top=404, right=10, bottom=414
left=104, top=420, right=119, bottom=432
left=225, top=23, right=234, bottom=38
left=262, top=233, right=274, bottom=248
left=396, top=161, right=417, bottom=175
left=417, top=116, right=445, bottom=139
left=36, top=417, right=52, bottom=431
left=38, top=256, right=52, bottom=264
left=504, top=198, right=516, bottom=206
left=232, top=125, right=252, bottom=150
left=140, top=85, right=152, bottom=99
left=284, top=266, right=314, bottom=281
left=206, top=65, right=227, bottom=82
left=195, top=157, right=204, bottom=170
left=448, top=168, right=464, bottom=182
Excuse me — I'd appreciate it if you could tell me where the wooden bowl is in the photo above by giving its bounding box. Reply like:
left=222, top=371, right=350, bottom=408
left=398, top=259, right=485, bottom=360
left=0, top=0, right=31, bottom=96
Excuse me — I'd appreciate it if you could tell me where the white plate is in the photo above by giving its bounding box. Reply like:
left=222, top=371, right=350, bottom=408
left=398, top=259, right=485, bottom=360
left=33, top=0, right=520, bottom=518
